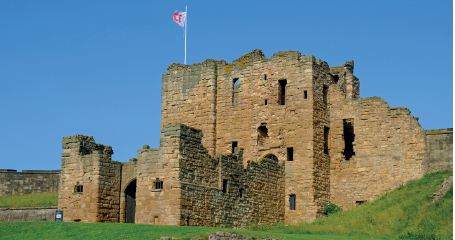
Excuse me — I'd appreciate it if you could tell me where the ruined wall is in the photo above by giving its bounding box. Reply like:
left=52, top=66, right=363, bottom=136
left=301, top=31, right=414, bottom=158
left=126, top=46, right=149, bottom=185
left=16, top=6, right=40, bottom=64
left=0, top=170, right=60, bottom=197
left=329, top=91, right=427, bottom=210
left=425, top=128, right=453, bottom=172
left=58, top=135, right=121, bottom=223
left=175, top=124, right=285, bottom=228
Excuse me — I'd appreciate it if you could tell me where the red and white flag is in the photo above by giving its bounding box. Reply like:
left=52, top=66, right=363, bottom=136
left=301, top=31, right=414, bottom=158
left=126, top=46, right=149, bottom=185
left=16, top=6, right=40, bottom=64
left=173, top=11, right=186, bottom=28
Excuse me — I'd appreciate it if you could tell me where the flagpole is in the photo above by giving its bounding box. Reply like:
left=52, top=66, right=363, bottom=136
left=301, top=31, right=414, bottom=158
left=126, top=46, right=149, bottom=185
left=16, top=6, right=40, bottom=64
left=184, top=5, right=187, bottom=65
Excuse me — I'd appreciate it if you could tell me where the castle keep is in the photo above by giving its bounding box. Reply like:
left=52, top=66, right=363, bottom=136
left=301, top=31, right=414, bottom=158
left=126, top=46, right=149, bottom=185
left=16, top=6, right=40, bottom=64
left=57, top=50, right=452, bottom=227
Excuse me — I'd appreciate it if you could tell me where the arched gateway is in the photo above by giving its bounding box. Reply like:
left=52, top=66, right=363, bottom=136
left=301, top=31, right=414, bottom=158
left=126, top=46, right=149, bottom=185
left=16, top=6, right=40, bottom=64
left=124, top=179, right=136, bottom=223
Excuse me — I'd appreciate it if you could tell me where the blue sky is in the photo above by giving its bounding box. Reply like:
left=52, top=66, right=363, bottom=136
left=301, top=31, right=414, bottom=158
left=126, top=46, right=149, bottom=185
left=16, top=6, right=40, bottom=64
left=0, top=1, right=452, bottom=171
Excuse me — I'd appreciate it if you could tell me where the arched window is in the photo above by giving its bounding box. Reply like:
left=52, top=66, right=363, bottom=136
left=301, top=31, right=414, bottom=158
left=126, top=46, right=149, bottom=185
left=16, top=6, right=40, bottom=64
left=265, top=154, right=278, bottom=161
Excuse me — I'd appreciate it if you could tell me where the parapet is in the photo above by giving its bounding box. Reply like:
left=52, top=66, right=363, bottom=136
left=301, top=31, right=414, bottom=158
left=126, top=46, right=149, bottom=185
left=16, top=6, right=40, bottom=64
left=62, top=135, right=113, bottom=157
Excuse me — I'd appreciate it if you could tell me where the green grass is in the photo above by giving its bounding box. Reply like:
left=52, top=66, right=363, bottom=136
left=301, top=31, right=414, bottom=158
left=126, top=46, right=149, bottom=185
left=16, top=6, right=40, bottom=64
left=0, top=192, right=58, bottom=208
left=0, top=171, right=451, bottom=240
left=248, top=170, right=453, bottom=240
left=0, top=222, right=387, bottom=240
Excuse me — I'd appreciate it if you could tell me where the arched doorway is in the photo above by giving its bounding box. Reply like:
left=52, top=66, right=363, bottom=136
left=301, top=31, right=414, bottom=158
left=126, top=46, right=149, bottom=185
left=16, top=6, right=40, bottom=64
left=125, top=179, right=136, bottom=223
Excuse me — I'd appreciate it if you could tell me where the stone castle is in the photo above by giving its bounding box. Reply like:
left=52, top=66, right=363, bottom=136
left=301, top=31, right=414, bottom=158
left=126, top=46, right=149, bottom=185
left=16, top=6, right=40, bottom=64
left=55, top=50, right=452, bottom=227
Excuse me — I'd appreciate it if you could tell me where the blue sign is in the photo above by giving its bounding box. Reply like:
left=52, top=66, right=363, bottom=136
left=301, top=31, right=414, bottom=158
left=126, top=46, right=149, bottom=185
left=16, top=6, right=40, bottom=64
left=55, top=210, right=63, bottom=222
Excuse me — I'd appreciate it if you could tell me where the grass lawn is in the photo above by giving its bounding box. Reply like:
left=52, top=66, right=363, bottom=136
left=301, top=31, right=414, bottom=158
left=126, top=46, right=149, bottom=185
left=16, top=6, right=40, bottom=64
left=0, top=192, right=57, bottom=208
left=0, top=222, right=390, bottom=240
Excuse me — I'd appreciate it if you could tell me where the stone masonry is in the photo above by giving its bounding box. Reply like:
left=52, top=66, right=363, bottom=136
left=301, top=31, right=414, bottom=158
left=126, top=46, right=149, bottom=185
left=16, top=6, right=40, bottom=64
left=0, top=170, right=60, bottom=197
left=53, top=50, right=452, bottom=227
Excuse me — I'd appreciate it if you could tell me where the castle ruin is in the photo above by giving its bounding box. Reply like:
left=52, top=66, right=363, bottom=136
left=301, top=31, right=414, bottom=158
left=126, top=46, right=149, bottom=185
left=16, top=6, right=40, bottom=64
left=57, top=50, right=452, bottom=227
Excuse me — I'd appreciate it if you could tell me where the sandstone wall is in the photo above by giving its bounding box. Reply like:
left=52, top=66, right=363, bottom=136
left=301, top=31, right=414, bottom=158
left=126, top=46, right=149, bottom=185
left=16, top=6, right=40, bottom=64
left=161, top=50, right=329, bottom=223
left=329, top=90, right=427, bottom=210
left=0, top=170, right=60, bottom=197
left=425, top=128, right=453, bottom=172
left=0, top=207, right=57, bottom=222
left=175, top=124, right=285, bottom=228
left=134, top=125, right=181, bottom=225
left=58, top=135, right=121, bottom=223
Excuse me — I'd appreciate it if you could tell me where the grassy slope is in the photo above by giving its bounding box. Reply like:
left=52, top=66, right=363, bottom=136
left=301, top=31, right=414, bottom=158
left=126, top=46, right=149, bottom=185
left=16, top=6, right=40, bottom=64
left=249, top=170, right=453, bottom=240
left=0, top=192, right=58, bottom=208
left=0, top=171, right=451, bottom=240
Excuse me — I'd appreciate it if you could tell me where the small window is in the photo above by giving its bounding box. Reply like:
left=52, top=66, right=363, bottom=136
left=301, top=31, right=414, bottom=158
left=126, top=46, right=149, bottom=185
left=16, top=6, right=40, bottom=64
left=287, top=147, right=294, bottom=161
left=265, top=99, right=268, bottom=105
left=222, top=179, right=228, bottom=193
left=264, top=74, right=267, bottom=80
left=232, top=141, right=238, bottom=153
left=239, top=188, right=245, bottom=198
left=304, top=91, right=308, bottom=99
left=74, top=185, right=83, bottom=193
left=232, top=78, right=240, bottom=107
left=154, top=181, right=163, bottom=190
left=290, top=194, right=296, bottom=210
left=278, top=80, right=287, bottom=105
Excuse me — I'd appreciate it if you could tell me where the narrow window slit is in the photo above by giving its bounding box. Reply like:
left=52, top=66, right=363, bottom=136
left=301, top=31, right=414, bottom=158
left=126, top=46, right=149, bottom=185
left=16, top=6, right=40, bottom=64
left=278, top=79, right=287, bottom=105
left=287, top=147, right=294, bottom=161
left=290, top=194, right=296, bottom=210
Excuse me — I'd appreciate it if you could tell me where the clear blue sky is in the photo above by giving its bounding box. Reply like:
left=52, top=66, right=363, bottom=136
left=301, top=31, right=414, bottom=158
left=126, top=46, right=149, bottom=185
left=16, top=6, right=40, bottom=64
left=0, top=1, right=452, bottom=171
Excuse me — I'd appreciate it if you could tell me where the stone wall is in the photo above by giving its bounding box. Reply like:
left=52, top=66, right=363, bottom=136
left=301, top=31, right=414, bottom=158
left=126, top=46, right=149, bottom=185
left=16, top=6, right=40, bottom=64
left=329, top=92, right=427, bottom=210
left=134, top=125, right=181, bottom=225
left=174, top=124, right=285, bottom=228
left=58, top=135, right=121, bottom=223
left=0, top=170, right=60, bottom=197
left=426, top=128, right=453, bottom=172
left=0, top=207, right=57, bottom=222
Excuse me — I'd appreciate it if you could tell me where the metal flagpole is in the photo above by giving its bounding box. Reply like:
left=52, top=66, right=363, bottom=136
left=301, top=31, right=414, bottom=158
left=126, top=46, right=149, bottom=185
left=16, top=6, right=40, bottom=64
left=184, top=6, right=187, bottom=65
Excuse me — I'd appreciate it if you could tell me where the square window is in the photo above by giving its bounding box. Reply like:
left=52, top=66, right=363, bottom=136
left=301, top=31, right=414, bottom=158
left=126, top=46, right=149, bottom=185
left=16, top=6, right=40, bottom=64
left=74, top=185, right=83, bottom=193
left=154, top=181, right=163, bottom=190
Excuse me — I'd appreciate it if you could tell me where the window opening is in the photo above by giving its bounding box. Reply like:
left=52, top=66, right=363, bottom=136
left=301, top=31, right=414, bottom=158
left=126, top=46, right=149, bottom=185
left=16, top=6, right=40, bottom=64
left=239, top=188, right=244, bottom=198
left=264, top=74, right=267, bottom=80
left=290, top=194, right=296, bottom=210
left=323, top=85, right=328, bottom=106
left=333, top=74, right=339, bottom=83
left=278, top=80, right=287, bottom=105
left=222, top=179, right=228, bottom=193
left=74, top=185, right=83, bottom=193
left=265, top=99, right=267, bottom=105
left=232, top=141, right=238, bottom=153
left=265, top=154, right=278, bottom=161
left=232, top=78, right=239, bottom=107
left=324, top=127, right=330, bottom=154
left=343, top=119, right=355, bottom=160
left=257, top=125, right=269, bottom=145
left=287, top=147, right=294, bottom=161
left=154, top=180, right=163, bottom=190
left=304, top=91, right=308, bottom=99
